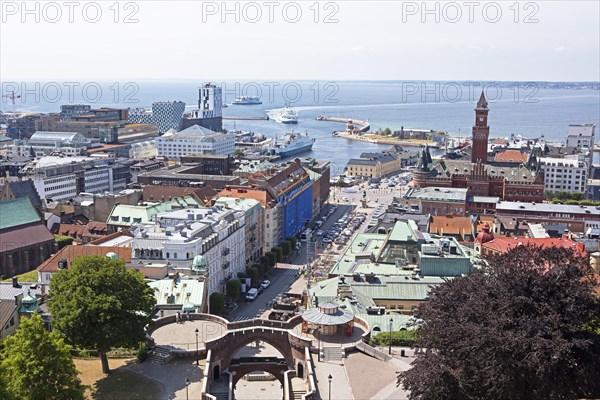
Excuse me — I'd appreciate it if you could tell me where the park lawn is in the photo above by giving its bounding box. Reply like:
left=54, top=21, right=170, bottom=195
left=1, top=269, right=38, bottom=282
left=74, top=358, right=163, bottom=400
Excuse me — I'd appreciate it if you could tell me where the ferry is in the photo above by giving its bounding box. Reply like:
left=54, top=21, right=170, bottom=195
left=277, top=107, right=299, bottom=124
left=268, top=131, right=315, bottom=157
left=232, top=96, right=262, bottom=105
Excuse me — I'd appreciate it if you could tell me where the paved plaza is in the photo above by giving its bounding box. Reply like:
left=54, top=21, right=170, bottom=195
left=151, top=319, right=227, bottom=350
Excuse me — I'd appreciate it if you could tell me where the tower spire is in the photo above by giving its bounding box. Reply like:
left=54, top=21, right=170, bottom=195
left=476, top=91, right=488, bottom=110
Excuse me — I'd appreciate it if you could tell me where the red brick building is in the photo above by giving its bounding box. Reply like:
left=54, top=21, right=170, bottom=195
left=413, top=92, right=544, bottom=203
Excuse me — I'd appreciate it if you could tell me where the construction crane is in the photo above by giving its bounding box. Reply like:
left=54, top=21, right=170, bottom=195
left=1, top=90, right=21, bottom=114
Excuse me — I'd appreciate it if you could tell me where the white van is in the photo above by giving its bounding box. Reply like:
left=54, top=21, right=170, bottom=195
left=246, top=288, right=258, bottom=302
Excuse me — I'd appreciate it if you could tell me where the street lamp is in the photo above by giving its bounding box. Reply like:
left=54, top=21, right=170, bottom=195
left=328, top=374, right=333, bottom=400
left=389, top=318, right=393, bottom=355
left=318, top=325, right=322, bottom=362
left=195, top=328, right=199, bottom=365
left=185, top=378, right=190, bottom=400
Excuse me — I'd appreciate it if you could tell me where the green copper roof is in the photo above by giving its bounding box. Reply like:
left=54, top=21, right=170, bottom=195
left=0, top=198, right=40, bottom=230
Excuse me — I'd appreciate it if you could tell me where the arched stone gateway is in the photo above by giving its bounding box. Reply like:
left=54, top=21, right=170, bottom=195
left=147, top=314, right=366, bottom=399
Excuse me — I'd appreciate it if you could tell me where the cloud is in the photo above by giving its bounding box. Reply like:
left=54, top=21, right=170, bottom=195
left=553, top=46, right=568, bottom=53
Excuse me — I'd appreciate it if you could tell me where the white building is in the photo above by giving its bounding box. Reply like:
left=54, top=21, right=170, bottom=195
left=19, top=156, right=130, bottom=201
left=6, top=131, right=90, bottom=157
left=128, top=101, right=186, bottom=133
left=155, top=125, right=235, bottom=160
left=566, top=124, right=595, bottom=150
left=213, top=197, right=264, bottom=265
left=132, top=206, right=245, bottom=296
left=539, top=155, right=588, bottom=194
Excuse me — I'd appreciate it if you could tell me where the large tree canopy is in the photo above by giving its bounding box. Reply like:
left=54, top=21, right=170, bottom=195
left=0, top=314, right=84, bottom=399
left=400, top=246, right=600, bottom=400
left=48, top=255, right=156, bottom=373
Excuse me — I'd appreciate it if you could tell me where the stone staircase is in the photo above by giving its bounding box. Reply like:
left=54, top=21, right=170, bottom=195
left=290, top=388, right=306, bottom=400
left=210, top=391, right=228, bottom=400
left=323, top=346, right=344, bottom=363
left=148, top=346, right=173, bottom=365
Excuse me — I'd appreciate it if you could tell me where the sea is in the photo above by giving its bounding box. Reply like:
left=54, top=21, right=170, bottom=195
left=4, top=80, right=600, bottom=171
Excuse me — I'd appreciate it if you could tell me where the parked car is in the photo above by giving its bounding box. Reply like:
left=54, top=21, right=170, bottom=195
left=260, top=280, right=271, bottom=289
left=315, top=230, right=324, bottom=236
left=246, top=288, right=259, bottom=302
left=323, top=238, right=332, bottom=243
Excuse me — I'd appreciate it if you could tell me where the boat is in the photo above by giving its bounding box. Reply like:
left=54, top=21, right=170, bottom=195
left=232, top=96, right=262, bottom=105
left=222, top=103, right=228, bottom=108
left=268, top=131, right=315, bottom=157
left=277, top=107, right=298, bottom=124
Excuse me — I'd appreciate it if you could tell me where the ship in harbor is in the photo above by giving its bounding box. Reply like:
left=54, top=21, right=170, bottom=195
left=277, top=107, right=299, bottom=124
left=268, top=131, right=315, bottom=157
left=232, top=96, right=262, bottom=105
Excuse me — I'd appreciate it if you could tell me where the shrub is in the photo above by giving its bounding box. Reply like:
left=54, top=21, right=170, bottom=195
left=136, top=347, right=148, bottom=363
left=370, top=329, right=418, bottom=347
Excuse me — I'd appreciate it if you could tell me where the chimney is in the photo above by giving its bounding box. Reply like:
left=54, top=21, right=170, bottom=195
left=12, top=276, right=20, bottom=288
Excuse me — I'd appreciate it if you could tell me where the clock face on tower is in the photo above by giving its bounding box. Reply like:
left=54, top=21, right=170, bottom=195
left=479, top=117, right=484, bottom=122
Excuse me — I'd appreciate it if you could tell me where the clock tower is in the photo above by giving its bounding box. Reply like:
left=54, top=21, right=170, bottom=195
left=471, top=91, right=490, bottom=163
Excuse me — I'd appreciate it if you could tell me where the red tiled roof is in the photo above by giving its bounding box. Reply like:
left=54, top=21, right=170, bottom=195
left=482, top=236, right=585, bottom=254
left=37, top=245, right=132, bottom=273
left=494, top=149, right=529, bottom=163
left=429, top=216, right=474, bottom=237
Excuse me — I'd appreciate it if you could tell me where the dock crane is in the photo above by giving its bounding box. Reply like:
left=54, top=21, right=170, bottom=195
left=1, top=91, right=21, bottom=114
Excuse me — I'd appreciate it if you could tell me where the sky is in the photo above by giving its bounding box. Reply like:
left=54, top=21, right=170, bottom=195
left=1, top=0, right=599, bottom=81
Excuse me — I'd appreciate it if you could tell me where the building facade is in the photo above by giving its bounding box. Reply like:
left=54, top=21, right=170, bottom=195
left=539, top=155, right=588, bottom=194
left=128, top=101, right=186, bottom=133
left=181, top=83, right=223, bottom=132
left=155, top=125, right=234, bottom=160
left=19, top=156, right=131, bottom=201
left=132, top=206, right=245, bottom=295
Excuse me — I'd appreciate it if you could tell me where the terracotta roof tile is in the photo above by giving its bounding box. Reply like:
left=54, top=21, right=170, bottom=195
left=37, top=245, right=132, bottom=273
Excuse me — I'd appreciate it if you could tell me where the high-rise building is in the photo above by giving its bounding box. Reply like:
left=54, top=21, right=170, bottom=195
left=181, top=83, right=223, bottom=132
left=128, top=101, right=186, bottom=133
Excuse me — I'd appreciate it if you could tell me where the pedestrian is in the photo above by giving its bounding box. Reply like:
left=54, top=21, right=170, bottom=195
left=176, top=311, right=181, bottom=323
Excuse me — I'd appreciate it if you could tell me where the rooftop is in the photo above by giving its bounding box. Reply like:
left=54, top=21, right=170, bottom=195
left=37, top=245, right=132, bottom=273
left=496, top=201, right=599, bottom=215
left=148, top=277, right=205, bottom=309
left=0, top=198, right=40, bottom=230
left=403, top=187, right=468, bottom=202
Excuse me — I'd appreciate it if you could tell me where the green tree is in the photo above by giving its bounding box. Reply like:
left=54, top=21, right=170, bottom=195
left=399, top=246, right=600, bottom=400
left=272, top=246, right=283, bottom=263
left=48, top=255, right=156, bottom=374
left=226, top=279, right=241, bottom=300
left=0, top=314, right=84, bottom=400
left=382, top=127, right=392, bottom=136
left=246, top=266, right=260, bottom=286
left=259, top=256, right=270, bottom=272
left=287, top=237, right=297, bottom=249
left=233, top=149, right=244, bottom=159
left=265, top=252, right=276, bottom=269
left=209, top=292, right=225, bottom=315
left=54, top=235, right=74, bottom=250
left=280, top=240, right=292, bottom=258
